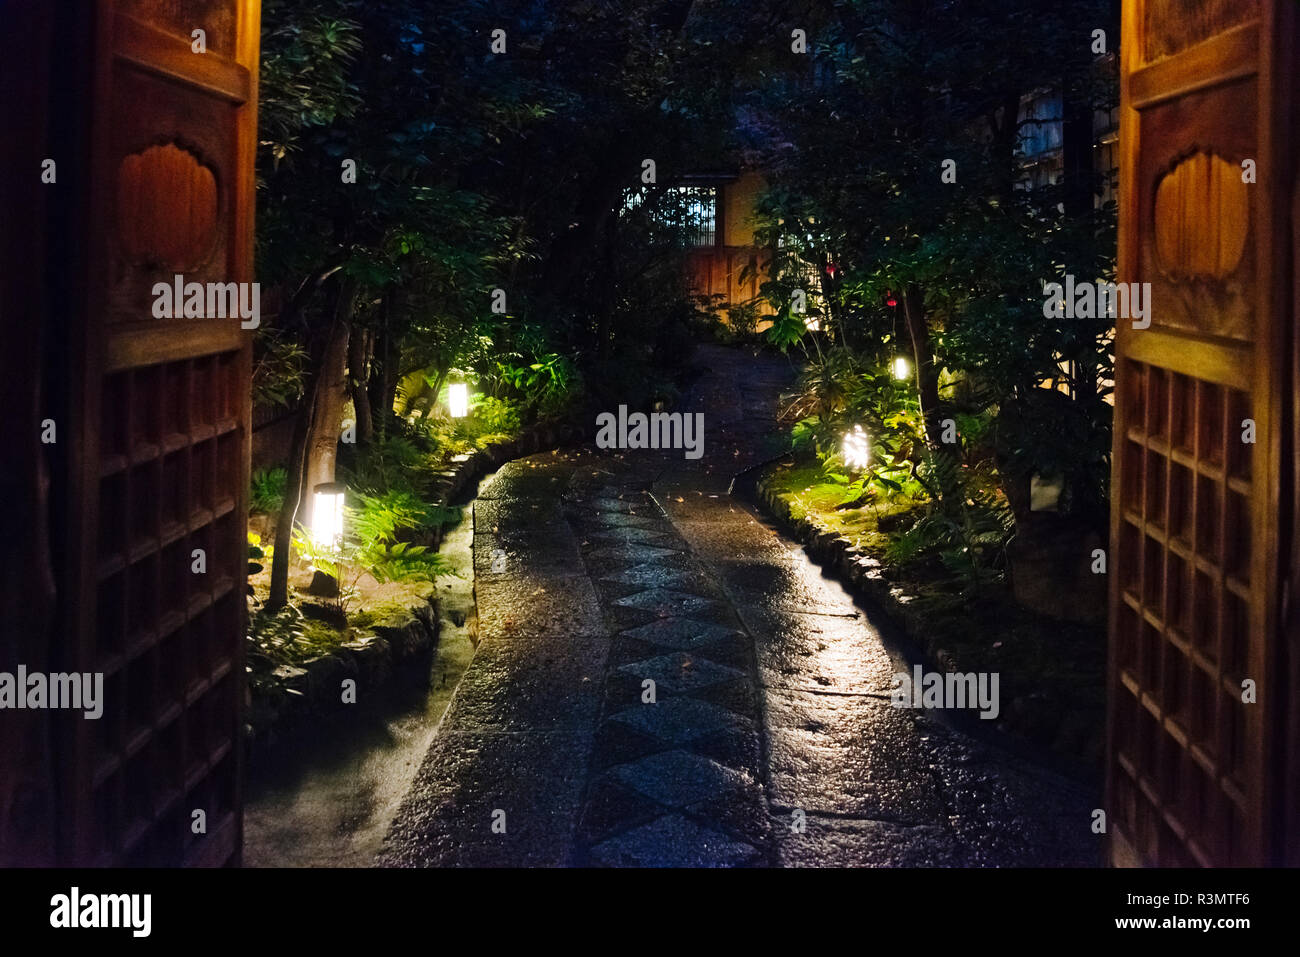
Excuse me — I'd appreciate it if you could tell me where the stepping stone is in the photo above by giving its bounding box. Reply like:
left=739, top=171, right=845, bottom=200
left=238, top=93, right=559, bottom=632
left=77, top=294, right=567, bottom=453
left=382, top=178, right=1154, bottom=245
left=588, top=543, right=681, bottom=563
left=589, top=526, right=672, bottom=544
left=608, top=696, right=738, bottom=745
left=614, top=588, right=721, bottom=617
left=580, top=512, right=657, bottom=529
left=617, top=651, right=742, bottom=693
left=618, top=618, right=742, bottom=650
left=589, top=813, right=760, bottom=867
left=609, top=750, right=750, bottom=809
left=599, top=564, right=702, bottom=591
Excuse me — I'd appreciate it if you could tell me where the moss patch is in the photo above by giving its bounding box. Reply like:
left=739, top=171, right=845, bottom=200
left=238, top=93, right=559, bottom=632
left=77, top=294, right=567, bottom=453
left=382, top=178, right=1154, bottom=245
left=770, top=461, right=914, bottom=549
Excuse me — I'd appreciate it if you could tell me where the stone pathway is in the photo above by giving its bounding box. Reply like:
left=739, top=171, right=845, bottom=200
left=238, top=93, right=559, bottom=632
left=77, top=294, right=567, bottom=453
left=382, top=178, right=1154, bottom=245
left=381, top=344, right=1101, bottom=867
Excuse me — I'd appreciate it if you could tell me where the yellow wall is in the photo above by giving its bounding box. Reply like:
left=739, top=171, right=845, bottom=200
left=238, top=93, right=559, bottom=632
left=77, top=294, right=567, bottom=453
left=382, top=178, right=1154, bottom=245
left=723, top=171, right=766, bottom=246
left=683, top=171, right=776, bottom=326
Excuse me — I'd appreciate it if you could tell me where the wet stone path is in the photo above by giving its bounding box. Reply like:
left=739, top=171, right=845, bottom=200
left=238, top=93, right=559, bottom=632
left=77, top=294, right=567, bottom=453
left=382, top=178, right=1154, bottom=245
left=381, top=344, right=1101, bottom=867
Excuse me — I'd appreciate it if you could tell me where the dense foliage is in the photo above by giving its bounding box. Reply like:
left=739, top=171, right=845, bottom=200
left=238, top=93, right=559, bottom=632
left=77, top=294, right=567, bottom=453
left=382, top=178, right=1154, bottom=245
left=252, top=0, right=775, bottom=610
left=743, top=0, right=1120, bottom=587
left=249, top=0, right=1123, bottom=613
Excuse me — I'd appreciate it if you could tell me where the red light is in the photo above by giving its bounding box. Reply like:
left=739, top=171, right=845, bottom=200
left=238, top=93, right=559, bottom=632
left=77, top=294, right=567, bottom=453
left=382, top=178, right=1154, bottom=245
left=886, top=296, right=897, bottom=308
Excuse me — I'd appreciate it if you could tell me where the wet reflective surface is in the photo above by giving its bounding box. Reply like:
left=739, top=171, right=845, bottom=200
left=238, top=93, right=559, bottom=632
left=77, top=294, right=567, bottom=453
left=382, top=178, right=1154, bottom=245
left=243, top=508, right=478, bottom=867
left=377, top=346, right=1101, bottom=867
left=247, top=345, right=1099, bottom=866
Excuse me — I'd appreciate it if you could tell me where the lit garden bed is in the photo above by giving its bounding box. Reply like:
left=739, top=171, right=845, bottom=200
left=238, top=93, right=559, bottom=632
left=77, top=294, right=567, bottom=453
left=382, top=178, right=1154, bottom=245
left=756, top=458, right=1106, bottom=765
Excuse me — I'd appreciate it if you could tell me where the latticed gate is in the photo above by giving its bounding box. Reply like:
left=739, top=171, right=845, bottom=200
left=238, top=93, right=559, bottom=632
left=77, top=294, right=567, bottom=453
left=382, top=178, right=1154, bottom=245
left=1107, top=0, right=1297, bottom=866
left=50, top=0, right=262, bottom=866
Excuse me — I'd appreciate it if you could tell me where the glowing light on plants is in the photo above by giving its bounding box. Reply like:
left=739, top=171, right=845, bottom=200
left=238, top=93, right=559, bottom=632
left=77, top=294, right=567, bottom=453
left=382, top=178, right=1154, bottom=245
left=448, top=382, right=470, bottom=418
left=311, top=482, right=346, bottom=551
left=892, top=356, right=911, bottom=379
left=842, top=425, right=869, bottom=470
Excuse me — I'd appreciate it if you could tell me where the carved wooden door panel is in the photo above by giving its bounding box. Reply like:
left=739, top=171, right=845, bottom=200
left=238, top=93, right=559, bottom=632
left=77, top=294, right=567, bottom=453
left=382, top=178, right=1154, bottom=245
left=1107, top=0, right=1297, bottom=866
left=57, top=0, right=261, bottom=866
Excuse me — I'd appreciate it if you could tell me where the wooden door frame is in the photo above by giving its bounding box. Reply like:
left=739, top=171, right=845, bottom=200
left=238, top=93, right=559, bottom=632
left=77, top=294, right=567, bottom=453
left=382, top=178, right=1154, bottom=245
left=1279, top=0, right=1300, bottom=869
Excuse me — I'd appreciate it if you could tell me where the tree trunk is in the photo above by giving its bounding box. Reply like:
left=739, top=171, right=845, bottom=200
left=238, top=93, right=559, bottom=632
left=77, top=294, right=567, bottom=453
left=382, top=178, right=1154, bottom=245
left=903, top=283, right=961, bottom=503
left=266, top=387, right=311, bottom=611
left=990, top=90, right=1024, bottom=204
left=1061, top=61, right=1098, bottom=404
left=303, top=292, right=354, bottom=523
left=267, top=275, right=355, bottom=611
left=594, top=205, right=619, bottom=361
left=1061, top=83, right=1094, bottom=220
left=903, top=283, right=943, bottom=449
left=817, top=250, right=842, bottom=345
left=367, top=294, right=396, bottom=438
left=417, top=368, right=448, bottom=423
left=348, top=325, right=373, bottom=445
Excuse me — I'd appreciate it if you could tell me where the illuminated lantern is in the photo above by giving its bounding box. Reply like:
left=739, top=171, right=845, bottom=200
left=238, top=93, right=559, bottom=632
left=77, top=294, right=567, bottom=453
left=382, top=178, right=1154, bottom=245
left=311, top=482, right=346, bottom=551
left=842, top=425, right=869, bottom=470
left=885, top=291, right=898, bottom=308
left=448, top=382, right=470, bottom=418
left=892, top=356, right=911, bottom=379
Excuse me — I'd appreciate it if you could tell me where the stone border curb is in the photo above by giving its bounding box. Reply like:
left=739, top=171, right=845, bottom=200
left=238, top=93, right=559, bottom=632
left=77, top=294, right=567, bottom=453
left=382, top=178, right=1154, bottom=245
left=745, top=465, right=1103, bottom=766
left=247, top=417, right=591, bottom=743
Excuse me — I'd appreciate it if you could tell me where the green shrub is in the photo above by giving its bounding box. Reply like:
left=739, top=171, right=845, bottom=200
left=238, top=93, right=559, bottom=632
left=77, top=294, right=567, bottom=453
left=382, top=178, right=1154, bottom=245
left=250, top=467, right=288, bottom=513
left=727, top=301, right=760, bottom=338
left=338, top=430, right=438, bottom=495
left=884, top=454, right=1013, bottom=596
left=288, top=487, right=458, bottom=612
left=246, top=603, right=310, bottom=699
left=497, top=352, right=582, bottom=418
left=471, top=395, right=521, bottom=435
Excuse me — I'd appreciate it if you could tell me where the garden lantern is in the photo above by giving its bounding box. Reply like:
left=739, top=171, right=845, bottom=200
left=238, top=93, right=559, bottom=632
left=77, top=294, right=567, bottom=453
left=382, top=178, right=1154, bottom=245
left=448, top=382, right=470, bottom=418
left=311, top=482, right=346, bottom=551
left=892, top=356, right=911, bottom=380
left=842, top=425, right=869, bottom=470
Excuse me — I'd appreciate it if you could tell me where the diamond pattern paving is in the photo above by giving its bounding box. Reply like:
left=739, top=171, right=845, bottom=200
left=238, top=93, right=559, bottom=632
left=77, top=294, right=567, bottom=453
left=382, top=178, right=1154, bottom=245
left=609, top=696, right=739, bottom=745
left=617, top=617, right=743, bottom=650
left=583, top=512, right=659, bottom=528
left=616, top=651, right=743, bottom=694
left=588, top=525, right=673, bottom=543
left=613, top=587, right=721, bottom=617
left=587, top=542, right=682, bottom=562
left=589, top=813, right=761, bottom=868
left=563, top=484, right=770, bottom=864
left=610, top=749, right=751, bottom=808
left=598, top=563, right=704, bottom=591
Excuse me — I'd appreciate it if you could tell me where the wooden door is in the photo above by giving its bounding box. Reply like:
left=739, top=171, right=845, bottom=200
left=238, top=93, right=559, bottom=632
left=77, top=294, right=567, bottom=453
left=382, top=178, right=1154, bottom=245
left=52, top=0, right=261, bottom=866
left=1107, top=0, right=1297, bottom=866
left=1287, top=9, right=1300, bottom=869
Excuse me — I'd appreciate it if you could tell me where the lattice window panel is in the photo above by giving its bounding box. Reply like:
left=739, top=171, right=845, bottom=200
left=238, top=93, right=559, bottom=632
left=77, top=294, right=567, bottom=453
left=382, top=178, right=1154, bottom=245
left=1110, top=358, right=1258, bottom=866
left=89, top=351, right=244, bottom=866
